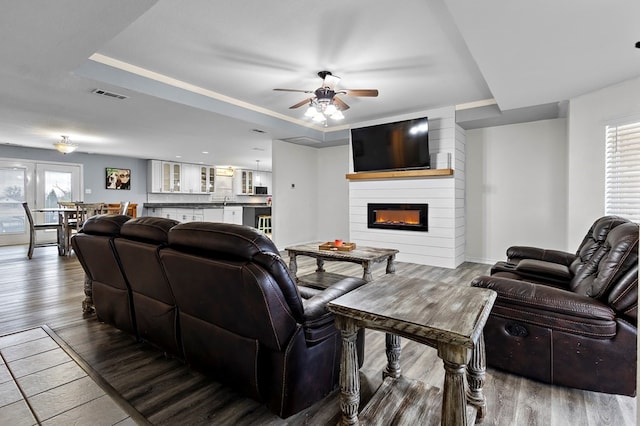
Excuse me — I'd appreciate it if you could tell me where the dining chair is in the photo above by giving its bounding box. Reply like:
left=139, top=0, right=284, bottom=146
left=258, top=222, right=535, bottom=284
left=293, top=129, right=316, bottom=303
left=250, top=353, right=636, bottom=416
left=22, top=202, right=64, bottom=259
left=61, top=202, right=106, bottom=255
left=73, top=203, right=106, bottom=230
left=119, top=201, right=131, bottom=216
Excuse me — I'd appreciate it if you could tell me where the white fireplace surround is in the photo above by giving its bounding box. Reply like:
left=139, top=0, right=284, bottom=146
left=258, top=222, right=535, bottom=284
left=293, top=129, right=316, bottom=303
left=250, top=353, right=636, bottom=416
left=348, top=106, right=465, bottom=269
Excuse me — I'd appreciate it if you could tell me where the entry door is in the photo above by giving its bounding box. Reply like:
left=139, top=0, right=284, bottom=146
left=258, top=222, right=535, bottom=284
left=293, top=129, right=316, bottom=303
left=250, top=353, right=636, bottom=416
left=0, top=160, right=32, bottom=245
left=34, top=163, right=82, bottom=224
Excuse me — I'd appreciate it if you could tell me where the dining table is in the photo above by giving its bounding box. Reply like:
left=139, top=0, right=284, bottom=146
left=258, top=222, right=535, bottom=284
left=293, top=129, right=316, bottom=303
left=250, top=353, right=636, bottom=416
left=32, top=207, right=79, bottom=255
left=32, top=204, right=106, bottom=255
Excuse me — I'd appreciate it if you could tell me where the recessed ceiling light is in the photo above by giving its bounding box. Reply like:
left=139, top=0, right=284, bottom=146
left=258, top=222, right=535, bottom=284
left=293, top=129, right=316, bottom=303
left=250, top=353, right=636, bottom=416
left=176, top=155, right=182, bottom=158
left=252, top=147, right=265, bottom=151
left=251, top=129, right=266, bottom=134
left=202, top=151, right=209, bottom=154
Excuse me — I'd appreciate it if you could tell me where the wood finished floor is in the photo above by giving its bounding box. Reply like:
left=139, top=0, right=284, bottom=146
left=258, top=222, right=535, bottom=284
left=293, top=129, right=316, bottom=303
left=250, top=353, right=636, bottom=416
left=0, top=244, right=636, bottom=425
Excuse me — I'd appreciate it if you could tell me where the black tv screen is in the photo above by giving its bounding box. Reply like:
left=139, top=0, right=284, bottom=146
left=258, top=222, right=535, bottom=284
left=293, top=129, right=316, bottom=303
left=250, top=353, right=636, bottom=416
left=351, top=117, right=430, bottom=172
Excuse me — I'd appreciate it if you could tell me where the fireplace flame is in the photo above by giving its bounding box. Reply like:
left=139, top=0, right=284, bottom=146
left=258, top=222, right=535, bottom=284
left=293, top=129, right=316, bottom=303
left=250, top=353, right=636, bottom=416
left=375, top=210, right=420, bottom=226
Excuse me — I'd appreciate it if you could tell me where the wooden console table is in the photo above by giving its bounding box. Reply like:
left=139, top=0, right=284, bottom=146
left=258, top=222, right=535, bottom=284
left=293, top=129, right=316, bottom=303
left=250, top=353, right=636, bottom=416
left=327, top=274, right=496, bottom=425
left=285, top=243, right=398, bottom=283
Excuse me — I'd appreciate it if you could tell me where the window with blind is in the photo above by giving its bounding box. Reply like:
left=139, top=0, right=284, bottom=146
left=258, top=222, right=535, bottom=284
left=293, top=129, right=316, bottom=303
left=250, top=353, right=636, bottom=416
left=605, top=121, right=640, bottom=222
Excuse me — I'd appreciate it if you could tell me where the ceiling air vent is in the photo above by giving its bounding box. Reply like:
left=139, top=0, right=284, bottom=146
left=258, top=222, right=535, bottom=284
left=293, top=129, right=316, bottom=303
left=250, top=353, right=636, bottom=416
left=282, top=136, right=323, bottom=145
left=91, top=89, right=128, bottom=100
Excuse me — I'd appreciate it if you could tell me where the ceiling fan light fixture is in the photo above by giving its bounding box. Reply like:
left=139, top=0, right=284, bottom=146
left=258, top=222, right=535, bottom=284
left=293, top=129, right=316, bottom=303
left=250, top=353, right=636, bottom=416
left=330, top=110, right=344, bottom=120
left=312, top=112, right=326, bottom=123
left=324, top=103, right=337, bottom=116
left=304, top=104, right=317, bottom=117
left=53, top=135, right=77, bottom=154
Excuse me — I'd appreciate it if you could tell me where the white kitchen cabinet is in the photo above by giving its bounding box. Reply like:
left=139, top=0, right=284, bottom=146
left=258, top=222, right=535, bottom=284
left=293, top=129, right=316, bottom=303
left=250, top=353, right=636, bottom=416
left=178, top=208, right=204, bottom=222
left=145, top=207, right=163, bottom=217
left=257, top=171, right=272, bottom=194
left=181, top=164, right=201, bottom=193
left=148, top=160, right=216, bottom=193
left=223, top=206, right=243, bottom=224
left=235, top=169, right=254, bottom=194
left=147, top=160, right=182, bottom=193
left=203, top=208, right=224, bottom=222
left=159, top=208, right=179, bottom=221
left=147, top=160, right=163, bottom=193
left=164, top=162, right=182, bottom=192
left=200, top=166, right=215, bottom=193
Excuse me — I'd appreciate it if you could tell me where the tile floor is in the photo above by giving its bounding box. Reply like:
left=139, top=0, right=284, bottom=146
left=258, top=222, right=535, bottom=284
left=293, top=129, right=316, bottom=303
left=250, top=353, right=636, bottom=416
left=0, top=326, right=142, bottom=425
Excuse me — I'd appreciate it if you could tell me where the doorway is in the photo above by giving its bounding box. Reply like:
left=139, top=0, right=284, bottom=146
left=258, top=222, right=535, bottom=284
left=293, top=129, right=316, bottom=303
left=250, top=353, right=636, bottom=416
left=0, top=158, right=82, bottom=247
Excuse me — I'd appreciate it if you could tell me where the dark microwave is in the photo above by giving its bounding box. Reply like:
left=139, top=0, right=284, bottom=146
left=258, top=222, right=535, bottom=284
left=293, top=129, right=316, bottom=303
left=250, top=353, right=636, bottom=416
left=254, top=186, right=268, bottom=195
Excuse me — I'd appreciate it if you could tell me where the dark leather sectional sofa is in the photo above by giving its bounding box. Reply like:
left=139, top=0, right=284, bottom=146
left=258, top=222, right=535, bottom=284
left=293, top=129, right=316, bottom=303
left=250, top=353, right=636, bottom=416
left=472, top=216, right=638, bottom=396
left=71, top=215, right=366, bottom=418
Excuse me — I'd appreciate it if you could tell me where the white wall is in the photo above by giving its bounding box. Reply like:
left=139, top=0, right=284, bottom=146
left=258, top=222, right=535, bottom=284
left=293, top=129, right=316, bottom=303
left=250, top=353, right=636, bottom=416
left=317, top=145, right=350, bottom=242
left=465, top=118, right=567, bottom=264
left=271, top=139, right=319, bottom=249
left=567, top=76, right=640, bottom=249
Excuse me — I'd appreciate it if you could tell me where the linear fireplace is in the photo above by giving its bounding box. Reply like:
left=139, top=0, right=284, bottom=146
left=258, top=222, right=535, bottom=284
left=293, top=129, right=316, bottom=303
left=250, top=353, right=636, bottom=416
left=367, top=203, right=428, bottom=232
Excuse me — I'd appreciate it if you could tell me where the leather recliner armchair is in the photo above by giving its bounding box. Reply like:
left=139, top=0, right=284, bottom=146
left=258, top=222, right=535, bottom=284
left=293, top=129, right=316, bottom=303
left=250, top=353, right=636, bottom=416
left=490, top=215, right=630, bottom=286
left=472, top=218, right=638, bottom=396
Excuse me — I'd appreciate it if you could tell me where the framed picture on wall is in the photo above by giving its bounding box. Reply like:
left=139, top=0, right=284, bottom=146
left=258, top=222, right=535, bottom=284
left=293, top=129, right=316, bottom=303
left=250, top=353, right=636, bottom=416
left=106, top=168, right=131, bottom=190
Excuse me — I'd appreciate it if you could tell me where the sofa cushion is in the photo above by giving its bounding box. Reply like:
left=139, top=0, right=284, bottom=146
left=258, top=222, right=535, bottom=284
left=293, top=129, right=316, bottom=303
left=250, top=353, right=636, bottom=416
left=80, top=214, right=130, bottom=236
left=570, top=215, right=629, bottom=275
left=168, top=222, right=279, bottom=257
left=571, top=222, right=639, bottom=304
left=120, top=216, right=179, bottom=243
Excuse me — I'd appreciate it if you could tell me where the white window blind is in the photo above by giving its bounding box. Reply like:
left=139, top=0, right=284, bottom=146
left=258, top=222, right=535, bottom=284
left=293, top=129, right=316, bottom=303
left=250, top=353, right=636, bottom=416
left=605, top=121, right=640, bottom=222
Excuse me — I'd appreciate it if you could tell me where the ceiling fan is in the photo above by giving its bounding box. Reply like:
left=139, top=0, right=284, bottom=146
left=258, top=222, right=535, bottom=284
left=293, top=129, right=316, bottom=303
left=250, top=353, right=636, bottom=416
left=274, top=71, right=378, bottom=123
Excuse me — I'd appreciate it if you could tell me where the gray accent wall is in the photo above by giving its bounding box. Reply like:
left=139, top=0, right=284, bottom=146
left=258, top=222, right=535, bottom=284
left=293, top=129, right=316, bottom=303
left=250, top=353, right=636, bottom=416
left=0, top=145, right=148, bottom=215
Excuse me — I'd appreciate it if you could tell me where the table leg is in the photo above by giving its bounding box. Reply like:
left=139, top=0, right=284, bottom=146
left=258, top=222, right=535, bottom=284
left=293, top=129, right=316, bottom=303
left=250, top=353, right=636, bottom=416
left=82, top=274, right=94, bottom=313
left=316, top=258, right=325, bottom=273
left=386, top=254, right=396, bottom=274
left=383, top=333, right=402, bottom=379
left=362, top=261, right=373, bottom=282
left=288, top=252, right=298, bottom=279
left=56, top=225, right=64, bottom=256
left=336, top=317, right=360, bottom=426
left=466, top=333, right=487, bottom=421
left=438, top=343, right=469, bottom=426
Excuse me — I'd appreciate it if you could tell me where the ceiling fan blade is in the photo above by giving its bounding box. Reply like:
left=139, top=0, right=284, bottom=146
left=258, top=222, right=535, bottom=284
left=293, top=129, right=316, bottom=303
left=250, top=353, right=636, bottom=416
left=273, top=88, right=314, bottom=94
left=289, top=97, right=313, bottom=109
left=343, top=89, right=379, bottom=97
left=333, top=97, right=350, bottom=111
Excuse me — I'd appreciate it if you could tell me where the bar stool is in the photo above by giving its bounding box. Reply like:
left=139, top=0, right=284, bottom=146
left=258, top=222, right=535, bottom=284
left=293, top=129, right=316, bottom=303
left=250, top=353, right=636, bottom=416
left=257, top=215, right=272, bottom=234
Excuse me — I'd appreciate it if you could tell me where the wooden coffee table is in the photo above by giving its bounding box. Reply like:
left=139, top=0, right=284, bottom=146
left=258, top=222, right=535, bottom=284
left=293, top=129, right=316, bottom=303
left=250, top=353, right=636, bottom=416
left=285, top=243, right=398, bottom=284
left=327, top=274, right=496, bottom=426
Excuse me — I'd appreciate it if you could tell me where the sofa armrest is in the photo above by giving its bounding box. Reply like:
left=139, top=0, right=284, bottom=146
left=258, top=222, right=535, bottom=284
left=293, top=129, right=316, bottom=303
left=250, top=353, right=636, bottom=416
left=471, top=275, right=615, bottom=321
left=506, top=246, right=577, bottom=266
left=300, top=277, right=366, bottom=344
left=297, top=286, right=323, bottom=300
left=302, top=277, right=367, bottom=322
left=514, top=259, right=572, bottom=281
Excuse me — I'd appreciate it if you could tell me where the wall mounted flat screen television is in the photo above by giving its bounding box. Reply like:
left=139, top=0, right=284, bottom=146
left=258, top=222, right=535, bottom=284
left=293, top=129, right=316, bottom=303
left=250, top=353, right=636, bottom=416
left=351, top=117, right=430, bottom=172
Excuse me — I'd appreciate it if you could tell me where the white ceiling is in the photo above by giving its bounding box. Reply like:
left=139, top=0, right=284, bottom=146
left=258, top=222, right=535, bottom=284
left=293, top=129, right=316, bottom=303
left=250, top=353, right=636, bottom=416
left=1, top=0, right=639, bottom=170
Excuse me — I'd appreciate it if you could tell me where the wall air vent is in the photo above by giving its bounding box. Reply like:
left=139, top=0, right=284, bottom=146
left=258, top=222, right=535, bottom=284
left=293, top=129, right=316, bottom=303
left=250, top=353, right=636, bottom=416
left=91, top=89, right=128, bottom=100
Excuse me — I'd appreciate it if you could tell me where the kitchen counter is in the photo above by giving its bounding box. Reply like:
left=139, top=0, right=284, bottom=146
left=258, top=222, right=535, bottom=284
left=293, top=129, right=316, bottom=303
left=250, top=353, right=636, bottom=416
left=143, top=203, right=271, bottom=227
left=143, top=202, right=269, bottom=208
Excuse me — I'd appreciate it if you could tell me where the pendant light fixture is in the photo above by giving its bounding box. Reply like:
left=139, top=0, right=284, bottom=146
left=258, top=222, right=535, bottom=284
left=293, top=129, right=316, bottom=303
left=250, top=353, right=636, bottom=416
left=53, top=135, right=77, bottom=154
